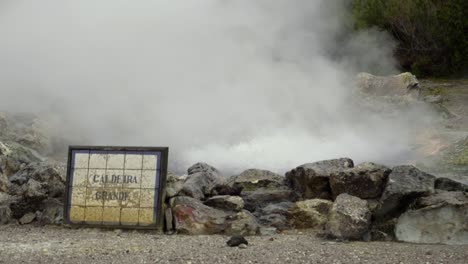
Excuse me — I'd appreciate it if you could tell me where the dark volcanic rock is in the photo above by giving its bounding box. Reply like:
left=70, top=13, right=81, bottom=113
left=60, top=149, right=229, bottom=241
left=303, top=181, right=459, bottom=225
left=327, top=193, right=371, bottom=240
left=170, top=196, right=258, bottom=235
left=226, top=235, right=248, bottom=247
left=210, top=183, right=243, bottom=196
left=180, top=163, right=224, bottom=200
left=329, top=162, right=390, bottom=199
left=242, top=189, right=293, bottom=212
left=230, top=169, right=285, bottom=191
left=435, top=177, right=468, bottom=192
left=375, top=165, right=436, bottom=220
left=286, top=158, right=354, bottom=200
left=204, top=195, right=244, bottom=211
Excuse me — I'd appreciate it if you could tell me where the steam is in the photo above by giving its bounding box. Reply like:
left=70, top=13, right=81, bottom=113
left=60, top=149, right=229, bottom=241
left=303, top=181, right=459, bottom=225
left=0, top=0, right=432, bottom=174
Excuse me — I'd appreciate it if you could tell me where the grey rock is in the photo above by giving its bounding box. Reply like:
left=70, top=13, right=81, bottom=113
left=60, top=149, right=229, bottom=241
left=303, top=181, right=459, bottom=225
left=259, top=227, right=277, bottom=236
left=0, top=205, right=12, bottom=224
left=356, top=72, right=420, bottom=98
left=165, top=174, right=184, bottom=198
left=288, top=199, right=333, bottom=229
left=286, top=158, right=353, bottom=200
left=164, top=207, right=174, bottom=232
left=19, top=212, right=36, bottom=225
left=260, top=202, right=293, bottom=216
left=226, top=235, right=248, bottom=247
left=238, top=243, right=248, bottom=249
left=327, top=193, right=371, bottom=240
left=258, top=214, right=288, bottom=230
left=36, top=198, right=63, bottom=225
left=329, top=162, right=390, bottom=199
left=204, top=195, right=244, bottom=211
left=395, top=191, right=468, bottom=245
left=229, top=169, right=285, bottom=191
left=375, top=165, right=436, bottom=219
left=180, top=163, right=224, bottom=200
left=170, top=196, right=258, bottom=235
left=435, top=177, right=467, bottom=192
left=242, top=189, right=293, bottom=212
left=210, top=183, right=243, bottom=196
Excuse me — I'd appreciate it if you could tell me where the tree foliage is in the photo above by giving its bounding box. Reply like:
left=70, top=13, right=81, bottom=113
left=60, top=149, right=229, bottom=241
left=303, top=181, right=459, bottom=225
left=353, top=0, right=468, bottom=76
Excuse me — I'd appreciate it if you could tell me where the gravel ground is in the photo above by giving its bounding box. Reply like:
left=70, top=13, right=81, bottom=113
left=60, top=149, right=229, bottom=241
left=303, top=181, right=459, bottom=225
left=0, top=225, right=466, bottom=264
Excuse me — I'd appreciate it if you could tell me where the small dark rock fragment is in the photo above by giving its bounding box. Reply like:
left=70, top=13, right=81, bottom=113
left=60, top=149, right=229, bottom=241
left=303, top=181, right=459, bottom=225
left=226, top=235, right=248, bottom=247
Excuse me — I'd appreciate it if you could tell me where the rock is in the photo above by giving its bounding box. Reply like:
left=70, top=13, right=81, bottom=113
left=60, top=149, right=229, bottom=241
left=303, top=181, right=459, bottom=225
left=0, top=171, right=7, bottom=193
left=36, top=198, right=63, bottom=225
left=165, top=174, right=184, bottom=198
left=171, top=196, right=258, bottom=235
left=287, top=199, right=333, bottom=229
left=204, top=195, right=244, bottom=211
left=226, top=235, right=248, bottom=247
left=369, top=218, right=397, bottom=241
left=259, top=227, right=277, bottom=235
left=224, top=210, right=259, bottom=236
left=0, top=205, right=12, bottom=224
left=242, top=189, right=293, bottom=212
left=375, top=165, right=436, bottom=219
left=165, top=207, right=174, bottom=232
left=229, top=169, right=285, bottom=191
left=258, top=214, right=288, bottom=230
left=327, top=193, right=371, bottom=240
left=180, top=163, right=224, bottom=200
left=286, top=158, right=354, bottom=200
left=238, top=243, right=247, bottom=249
left=435, top=177, right=468, bottom=192
left=19, top=212, right=36, bottom=224
left=356, top=72, right=420, bottom=98
left=329, top=162, right=391, bottom=199
left=395, top=191, right=468, bottom=245
left=210, top=183, right=243, bottom=196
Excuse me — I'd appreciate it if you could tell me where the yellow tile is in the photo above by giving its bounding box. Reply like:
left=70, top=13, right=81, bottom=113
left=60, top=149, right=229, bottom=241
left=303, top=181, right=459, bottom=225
left=88, top=169, right=106, bottom=188
left=107, top=154, right=125, bottom=169
left=142, top=154, right=158, bottom=170
left=71, top=169, right=88, bottom=187
left=89, top=152, right=107, bottom=168
left=86, top=188, right=105, bottom=207
left=141, top=170, right=157, bottom=188
left=85, top=206, right=103, bottom=224
left=139, top=189, right=155, bottom=208
left=70, top=187, right=86, bottom=206
left=73, top=153, right=89, bottom=168
left=102, top=207, right=121, bottom=224
left=69, top=206, right=85, bottom=223
left=105, top=169, right=124, bottom=188
left=138, top=208, right=154, bottom=225
left=120, top=189, right=140, bottom=208
left=121, top=208, right=139, bottom=225
left=122, top=170, right=141, bottom=188
left=125, top=154, right=142, bottom=169
left=102, top=188, right=123, bottom=207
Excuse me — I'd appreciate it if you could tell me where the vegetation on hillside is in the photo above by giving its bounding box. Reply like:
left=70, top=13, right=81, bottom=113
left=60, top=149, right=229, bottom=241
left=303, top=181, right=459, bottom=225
left=352, top=0, right=468, bottom=77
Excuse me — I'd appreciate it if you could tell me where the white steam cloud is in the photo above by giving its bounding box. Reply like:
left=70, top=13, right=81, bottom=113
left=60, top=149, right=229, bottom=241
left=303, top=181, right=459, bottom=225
left=0, top=0, right=432, bottom=174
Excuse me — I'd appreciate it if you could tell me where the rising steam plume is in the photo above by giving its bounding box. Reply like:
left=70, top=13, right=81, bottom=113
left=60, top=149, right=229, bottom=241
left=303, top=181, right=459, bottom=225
left=0, top=0, right=434, bottom=174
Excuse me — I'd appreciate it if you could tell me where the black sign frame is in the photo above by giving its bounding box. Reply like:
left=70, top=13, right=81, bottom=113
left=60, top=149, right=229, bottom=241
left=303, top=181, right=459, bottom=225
left=64, top=146, right=169, bottom=230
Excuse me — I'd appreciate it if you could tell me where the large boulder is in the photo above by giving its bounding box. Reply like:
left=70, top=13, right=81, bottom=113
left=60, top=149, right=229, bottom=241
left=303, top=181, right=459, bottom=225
left=375, top=165, right=435, bottom=219
left=179, top=163, right=224, bottom=200
left=329, top=162, right=390, bottom=199
left=395, top=191, right=468, bottom=245
left=229, top=169, right=285, bottom=191
left=241, top=189, right=293, bottom=212
left=327, top=193, right=371, bottom=240
left=165, top=173, right=184, bottom=199
left=204, top=195, right=244, bottom=211
left=257, top=202, right=293, bottom=230
left=287, top=199, right=332, bottom=229
left=170, top=196, right=258, bottom=235
left=286, top=158, right=354, bottom=200
left=435, top=177, right=468, bottom=192
left=356, top=72, right=420, bottom=98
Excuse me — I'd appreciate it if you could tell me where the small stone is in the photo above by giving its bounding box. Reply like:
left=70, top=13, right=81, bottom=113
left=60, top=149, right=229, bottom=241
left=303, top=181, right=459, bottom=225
left=19, top=212, right=36, bottom=225
left=226, top=235, right=248, bottom=247
left=238, top=244, right=247, bottom=249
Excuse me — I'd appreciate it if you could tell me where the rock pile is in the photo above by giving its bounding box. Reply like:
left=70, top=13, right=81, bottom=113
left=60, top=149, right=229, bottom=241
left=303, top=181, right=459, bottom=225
left=163, top=158, right=467, bottom=245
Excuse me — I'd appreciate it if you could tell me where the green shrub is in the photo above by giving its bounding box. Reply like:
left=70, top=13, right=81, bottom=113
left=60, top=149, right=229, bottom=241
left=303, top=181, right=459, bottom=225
left=353, top=0, right=468, bottom=77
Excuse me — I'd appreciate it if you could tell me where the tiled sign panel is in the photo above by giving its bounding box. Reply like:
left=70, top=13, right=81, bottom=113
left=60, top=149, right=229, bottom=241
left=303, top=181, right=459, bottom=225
left=65, top=147, right=167, bottom=228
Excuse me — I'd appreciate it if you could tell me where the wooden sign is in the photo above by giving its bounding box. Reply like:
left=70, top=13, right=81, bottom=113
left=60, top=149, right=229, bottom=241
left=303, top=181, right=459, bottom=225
left=64, top=146, right=168, bottom=229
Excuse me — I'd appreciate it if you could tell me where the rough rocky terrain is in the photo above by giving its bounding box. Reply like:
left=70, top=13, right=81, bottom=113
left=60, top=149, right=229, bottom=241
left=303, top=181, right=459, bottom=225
left=0, top=225, right=467, bottom=264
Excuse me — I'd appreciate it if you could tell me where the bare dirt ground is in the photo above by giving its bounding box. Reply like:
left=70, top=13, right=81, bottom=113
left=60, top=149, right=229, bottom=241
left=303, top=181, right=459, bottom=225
left=0, top=225, right=466, bottom=264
